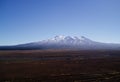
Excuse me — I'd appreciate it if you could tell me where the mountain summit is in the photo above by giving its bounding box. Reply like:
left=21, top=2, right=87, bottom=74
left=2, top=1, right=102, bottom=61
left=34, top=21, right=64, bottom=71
left=39, top=35, right=93, bottom=45
left=0, top=35, right=120, bottom=50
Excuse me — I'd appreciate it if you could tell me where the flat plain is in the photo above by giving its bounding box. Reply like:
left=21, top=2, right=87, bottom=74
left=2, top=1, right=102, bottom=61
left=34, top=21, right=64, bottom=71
left=0, top=50, right=120, bottom=82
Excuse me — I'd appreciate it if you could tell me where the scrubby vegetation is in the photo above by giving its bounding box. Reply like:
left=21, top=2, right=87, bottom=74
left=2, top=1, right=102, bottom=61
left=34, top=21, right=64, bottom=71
left=0, top=50, right=120, bottom=82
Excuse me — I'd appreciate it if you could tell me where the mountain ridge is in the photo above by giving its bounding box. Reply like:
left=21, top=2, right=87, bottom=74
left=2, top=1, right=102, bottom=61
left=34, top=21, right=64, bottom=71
left=0, top=35, right=120, bottom=50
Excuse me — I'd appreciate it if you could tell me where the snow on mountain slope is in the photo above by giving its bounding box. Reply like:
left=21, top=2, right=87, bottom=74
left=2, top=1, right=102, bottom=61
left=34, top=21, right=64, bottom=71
left=37, top=35, right=94, bottom=45
left=0, top=35, right=120, bottom=50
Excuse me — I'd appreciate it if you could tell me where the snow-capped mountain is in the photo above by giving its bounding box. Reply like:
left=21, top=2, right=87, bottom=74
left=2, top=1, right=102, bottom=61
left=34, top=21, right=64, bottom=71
left=38, top=35, right=94, bottom=45
left=0, top=35, right=120, bottom=50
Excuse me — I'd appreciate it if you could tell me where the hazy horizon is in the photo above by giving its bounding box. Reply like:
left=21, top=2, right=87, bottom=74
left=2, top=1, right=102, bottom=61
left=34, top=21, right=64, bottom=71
left=1, top=0, right=120, bottom=45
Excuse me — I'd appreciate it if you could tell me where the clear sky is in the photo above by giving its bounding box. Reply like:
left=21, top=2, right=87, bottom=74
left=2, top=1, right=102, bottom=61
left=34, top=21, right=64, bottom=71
left=0, top=0, right=120, bottom=45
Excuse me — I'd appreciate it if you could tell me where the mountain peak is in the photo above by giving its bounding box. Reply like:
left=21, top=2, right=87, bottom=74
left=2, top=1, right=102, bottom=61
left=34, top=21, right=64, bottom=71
left=40, top=35, right=93, bottom=45
left=80, top=36, right=92, bottom=41
left=1, top=35, right=120, bottom=50
left=54, top=35, right=65, bottom=40
left=51, top=35, right=91, bottom=41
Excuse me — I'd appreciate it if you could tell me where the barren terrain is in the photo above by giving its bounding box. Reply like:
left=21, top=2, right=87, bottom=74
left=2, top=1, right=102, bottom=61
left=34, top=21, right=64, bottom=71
left=0, top=50, right=120, bottom=82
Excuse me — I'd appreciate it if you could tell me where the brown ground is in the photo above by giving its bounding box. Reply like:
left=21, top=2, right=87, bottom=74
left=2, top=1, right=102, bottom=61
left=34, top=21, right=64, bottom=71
left=0, top=50, right=120, bottom=82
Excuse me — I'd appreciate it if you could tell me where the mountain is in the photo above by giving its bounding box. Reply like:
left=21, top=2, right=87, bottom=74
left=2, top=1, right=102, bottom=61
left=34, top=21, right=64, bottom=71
left=0, top=35, right=120, bottom=50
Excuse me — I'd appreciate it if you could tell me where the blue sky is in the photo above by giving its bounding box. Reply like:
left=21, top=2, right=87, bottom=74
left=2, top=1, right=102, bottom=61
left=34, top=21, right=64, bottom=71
left=0, top=0, right=120, bottom=45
